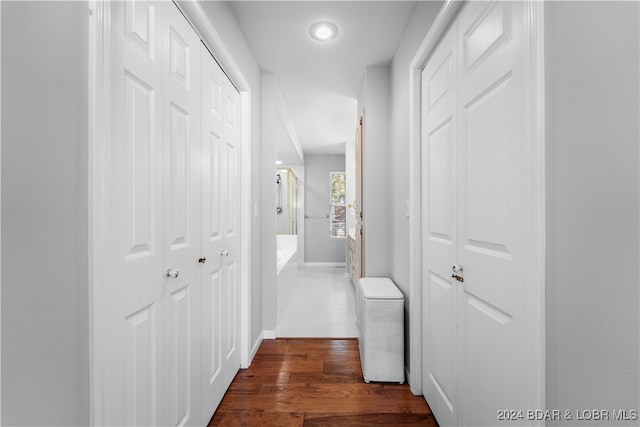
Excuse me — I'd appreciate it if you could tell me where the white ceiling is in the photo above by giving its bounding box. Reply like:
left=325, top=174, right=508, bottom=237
left=228, top=1, right=418, bottom=156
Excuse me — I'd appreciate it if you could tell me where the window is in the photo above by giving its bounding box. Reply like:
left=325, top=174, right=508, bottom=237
left=330, top=171, right=346, bottom=238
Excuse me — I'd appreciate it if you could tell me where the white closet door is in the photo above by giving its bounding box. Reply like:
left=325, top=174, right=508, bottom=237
left=422, top=1, right=534, bottom=425
left=456, top=2, right=530, bottom=424
left=105, top=1, right=165, bottom=425
left=200, top=44, right=242, bottom=422
left=421, top=24, right=458, bottom=427
left=103, top=2, right=202, bottom=425
left=161, top=3, right=202, bottom=426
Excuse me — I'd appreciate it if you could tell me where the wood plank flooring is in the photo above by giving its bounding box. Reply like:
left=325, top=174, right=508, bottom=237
left=208, top=339, right=438, bottom=426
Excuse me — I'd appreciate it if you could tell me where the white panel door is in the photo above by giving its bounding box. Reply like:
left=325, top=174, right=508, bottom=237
left=161, top=3, right=202, bottom=426
left=456, top=2, right=529, bottom=424
left=421, top=24, right=458, bottom=427
left=422, top=1, right=534, bottom=426
left=200, top=44, right=241, bottom=423
left=105, top=1, right=164, bottom=425
left=103, top=2, right=202, bottom=425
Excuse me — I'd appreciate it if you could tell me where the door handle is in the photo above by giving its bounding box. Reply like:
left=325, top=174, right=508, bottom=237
left=166, top=268, right=179, bottom=278
left=451, top=264, right=463, bottom=282
left=221, top=250, right=229, bottom=257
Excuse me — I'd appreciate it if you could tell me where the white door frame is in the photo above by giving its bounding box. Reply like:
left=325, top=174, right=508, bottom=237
left=407, top=1, right=546, bottom=412
left=88, top=0, right=253, bottom=423
left=0, top=1, right=3, bottom=421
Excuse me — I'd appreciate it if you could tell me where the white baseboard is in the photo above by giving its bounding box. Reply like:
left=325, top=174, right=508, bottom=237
left=406, top=366, right=422, bottom=395
left=304, top=262, right=346, bottom=268
left=250, top=333, right=264, bottom=363
left=263, top=330, right=276, bottom=339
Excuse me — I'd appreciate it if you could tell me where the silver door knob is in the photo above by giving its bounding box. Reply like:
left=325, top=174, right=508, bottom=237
left=166, top=268, right=179, bottom=278
left=452, top=264, right=463, bottom=273
left=221, top=250, right=229, bottom=257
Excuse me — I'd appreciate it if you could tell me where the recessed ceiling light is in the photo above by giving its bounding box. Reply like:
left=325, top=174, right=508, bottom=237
left=276, top=159, right=283, bottom=165
left=309, top=21, right=338, bottom=42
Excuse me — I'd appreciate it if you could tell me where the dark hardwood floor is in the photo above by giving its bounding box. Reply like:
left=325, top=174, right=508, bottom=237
left=209, top=338, right=438, bottom=426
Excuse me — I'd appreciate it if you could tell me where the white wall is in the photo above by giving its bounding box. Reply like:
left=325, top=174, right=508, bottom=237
left=304, top=154, right=346, bottom=263
left=261, top=75, right=278, bottom=333
left=199, top=1, right=264, bottom=350
left=388, top=0, right=443, bottom=374
left=545, top=1, right=639, bottom=422
left=261, top=75, right=304, bottom=334
left=357, top=66, right=391, bottom=277
left=1, top=2, right=89, bottom=425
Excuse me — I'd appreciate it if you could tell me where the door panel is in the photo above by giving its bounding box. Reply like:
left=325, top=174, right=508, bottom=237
left=462, top=1, right=511, bottom=72
left=162, top=3, right=202, bottom=425
left=169, top=286, right=191, bottom=426
left=457, top=3, right=529, bottom=425
left=107, top=1, right=164, bottom=424
left=104, top=2, right=202, bottom=425
left=124, top=305, right=157, bottom=427
left=201, top=43, right=241, bottom=423
left=421, top=24, right=457, bottom=427
left=221, top=70, right=241, bottom=392
left=225, top=262, right=237, bottom=358
left=123, top=71, right=157, bottom=260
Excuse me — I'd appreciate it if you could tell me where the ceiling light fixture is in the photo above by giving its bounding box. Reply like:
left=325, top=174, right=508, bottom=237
left=309, top=21, right=338, bottom=42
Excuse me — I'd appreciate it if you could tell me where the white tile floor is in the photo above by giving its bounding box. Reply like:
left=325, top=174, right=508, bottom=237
left=276, top=266, right=359, bottom=338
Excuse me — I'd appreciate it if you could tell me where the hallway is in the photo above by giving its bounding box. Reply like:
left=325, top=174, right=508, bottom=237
left=277, top=266, right=358, bottom=338
left=208, top=339, right=437, bottom=426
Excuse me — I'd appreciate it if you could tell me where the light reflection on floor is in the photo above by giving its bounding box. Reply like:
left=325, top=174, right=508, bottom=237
left=277, top=266, right=358, bottom=338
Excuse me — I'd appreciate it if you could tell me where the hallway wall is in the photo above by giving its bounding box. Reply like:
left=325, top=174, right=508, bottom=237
left=388, top=0, right=444, bottom=376
left=544, top=1, right=640, bottom=421
left=1, top=2, right=89, bottom=425
left=357, top=66, right=391, bottom=277
left=304, top=154, right=346, bottom=264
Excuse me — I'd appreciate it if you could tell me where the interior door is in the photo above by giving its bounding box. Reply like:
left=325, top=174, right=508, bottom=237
left=421, top=24, right=458, bottom=427
left=105, top=1, right=165, bottom=425
left=422, top=1, right=534, bottom=425
left=161, top=3, right=202, bottom=426
left=103, top=2, right=203, bottom=425
left=200, top=43, right=242, bottom=422
left=456, top=2, right=530, bottom=424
